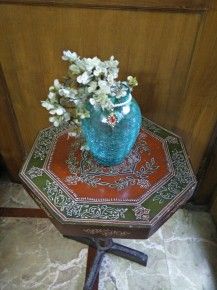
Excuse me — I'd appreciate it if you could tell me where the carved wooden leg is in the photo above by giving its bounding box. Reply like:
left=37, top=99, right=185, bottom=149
left=109, top=242, right=148, bottom=266
left=63, top=236, right=148, bottom=290
left=83, top=249, right=104, bottom=290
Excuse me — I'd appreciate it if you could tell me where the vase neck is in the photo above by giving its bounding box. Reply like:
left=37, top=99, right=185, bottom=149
left=111, top=93, right=132, bottom=108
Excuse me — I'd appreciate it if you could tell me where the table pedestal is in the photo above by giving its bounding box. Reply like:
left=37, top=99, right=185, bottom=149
left=63, top=236, right=148, bottom=290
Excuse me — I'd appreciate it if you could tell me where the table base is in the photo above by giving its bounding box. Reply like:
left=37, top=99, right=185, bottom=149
left=63, top=235, right=148, bottom=290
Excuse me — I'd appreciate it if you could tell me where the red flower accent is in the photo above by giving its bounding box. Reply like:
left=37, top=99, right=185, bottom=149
left=107, top=113, right=118, bottom=127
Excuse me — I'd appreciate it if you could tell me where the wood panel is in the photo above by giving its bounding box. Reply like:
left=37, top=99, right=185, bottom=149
left=0, top=5, right=201, bottom=158
left=0, top=63, right=24, bottom=180
left=176, top=9, right=217, bottom=172
left=195, top=123, right=217, bottom=204
left=0, top=0, right=208, bottom=12
left=211, top=188, right=217, bottom=225
left=0, top=207, right=47, bottom=218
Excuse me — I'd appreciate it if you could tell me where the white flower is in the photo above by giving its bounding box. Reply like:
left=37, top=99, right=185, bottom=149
left=80, top=113, right=88, bottom=119
left=63, top=112, right=71, bottom=121
left=49, top=109, right=56, bottom=115
left=108, top=55, right=119, bottom=67
left=49, top=79, right=61, bottom=92
left=75, top=58, right=86, bottom=71
left=73, top=119, right=80, bottom=125
left=98, top=80, right=111, bottom=95
left=48, top=92, right=56, bottom=100
left=89, top=98, right=96, bottom=106
left=49, top=111, right=70, bottom=127
left=56, top=107, right=65, bottom=115
left=76, top=107, right=90, bottom=119
left=49, top=116, right=56, bottom=122
left=88, top=81, right=98, bottom=93
left=49, top=105, right=66, bottom=116
left=49, top=86, right=54, bottom=92
left=62, top=50, right=78, bottom=62
left=77, top=72, right=91, bottom=85
left=69, top=64, right=81, bottom=75
left=42, top=51, right=137, bottom=133
left=69, top=88, right=78, bottom=98
left=59, top=88, right=78, bottom=101
left=112, top=82, right=128, bottom=99
left=107, top=74, right=115, bottom=85
left=111, top=69, right=119, bottom=79
left=53, top=120, right=60, bottom=127
left=116, top=89, right=127, bottom=99
left=59, top=88, right=70, bottom=97
left=83, top=57, right=100, bottom=71
left=127, top=76, right=138, bottom=87
left=95, top=94, right=113, bottom=110
left=105, top=56, right=119, bottom=79
left=108, top=67, right=119, bottom=79
left=41, top=100, right=54, bottom=110
left=93, top=64, right=107, bottom=77
left=54, top=79, right=62, bottom=89
left=77, top=86, right=90, bottom=100
left=49, top=116, right=60, bottom=127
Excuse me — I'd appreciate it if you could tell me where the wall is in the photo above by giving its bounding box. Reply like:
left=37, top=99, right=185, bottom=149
left=0, top=0, right=217, bottom=202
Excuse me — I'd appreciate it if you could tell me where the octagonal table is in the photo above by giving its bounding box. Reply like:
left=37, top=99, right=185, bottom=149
left=20, top=117, right=197, bottom=290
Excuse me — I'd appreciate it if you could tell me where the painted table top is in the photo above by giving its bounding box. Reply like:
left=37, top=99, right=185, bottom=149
left=20, top=117, right=197, bottom=238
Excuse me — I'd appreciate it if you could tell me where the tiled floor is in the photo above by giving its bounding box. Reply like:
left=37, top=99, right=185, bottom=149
left=0, top=181, right=217, bottom=290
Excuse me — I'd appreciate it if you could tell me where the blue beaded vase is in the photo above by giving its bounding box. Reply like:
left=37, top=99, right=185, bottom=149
left=81, top=93, right=142, bottom=166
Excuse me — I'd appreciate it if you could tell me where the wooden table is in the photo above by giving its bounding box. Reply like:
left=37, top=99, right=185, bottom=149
left=20, top=117, right=197, bottom=290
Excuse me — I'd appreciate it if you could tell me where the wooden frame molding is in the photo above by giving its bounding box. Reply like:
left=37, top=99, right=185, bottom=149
left=0, top=207, right=47, bottom=218
left=0, top=0, right=208, bottom=12
left=195, top=123, right=217, bottom=204
left=211, top=188, right=217, bottom=225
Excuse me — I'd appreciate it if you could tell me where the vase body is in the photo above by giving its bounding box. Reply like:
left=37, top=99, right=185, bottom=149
left=81, top=96, right=142, bottom=166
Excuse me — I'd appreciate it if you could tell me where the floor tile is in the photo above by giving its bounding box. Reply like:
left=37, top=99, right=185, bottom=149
left=1, top=181, right=217, bottom=290
left=0, top=182, right=38, bottom=208
left=0, top=218, right=88, bottom=290
left=99, top=229, right=171, bottom=290
left=161, top=209, right=217, bottom=290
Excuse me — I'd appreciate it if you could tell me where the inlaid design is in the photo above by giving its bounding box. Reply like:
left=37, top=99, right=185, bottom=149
left=133, top=206, right=150, bottom=221
left=20, top=117, right=197, bottom=229
left=33, top=124, right=68, bottom=160
left=83, top=228, right=131, bottom=237
left=65, top=134, right=155, bottom=191
left=43, top=180, right=128, bottom=220
left=153, top=149, right=193, bottom=204
left=27, top=166, right=43, bottom=179
left=45, top=128, right=172, bottom=205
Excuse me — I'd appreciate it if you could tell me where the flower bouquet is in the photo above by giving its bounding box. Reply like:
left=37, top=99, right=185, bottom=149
left=42, top=50, right=142, bottom=166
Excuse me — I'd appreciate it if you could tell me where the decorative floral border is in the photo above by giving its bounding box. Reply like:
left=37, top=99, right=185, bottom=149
left=43, top=180, right=128, bottom=220
left=64, top=136, right=158, bottom=191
